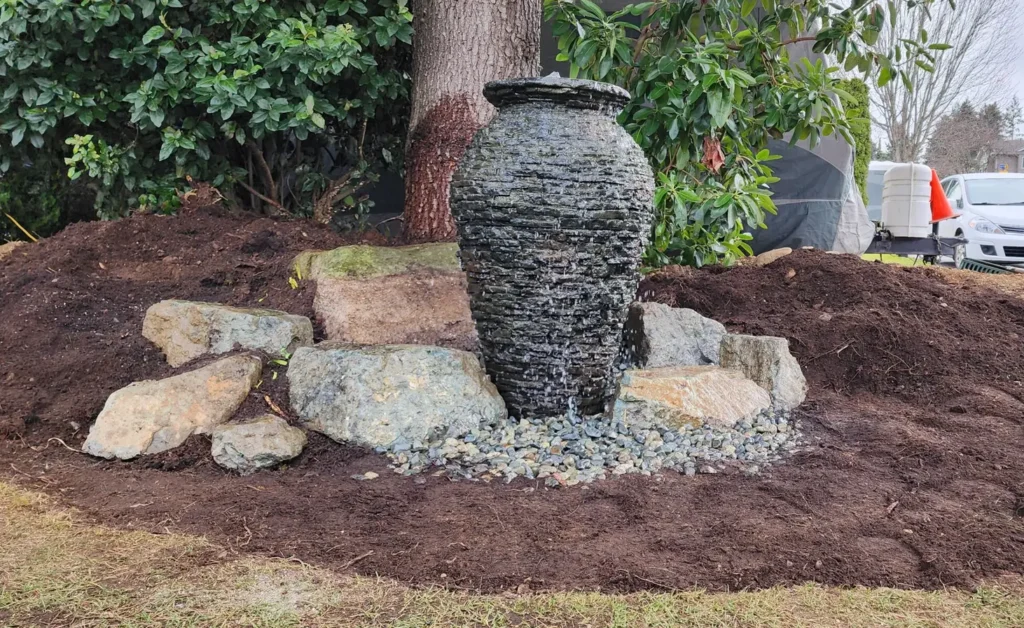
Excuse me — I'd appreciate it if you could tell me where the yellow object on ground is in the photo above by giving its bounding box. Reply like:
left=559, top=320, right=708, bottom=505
left=860, top=253, right=924, bottom=267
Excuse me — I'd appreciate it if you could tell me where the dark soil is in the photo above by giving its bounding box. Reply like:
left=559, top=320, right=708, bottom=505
left=2, top=222, right=1024, bottom=594
left=638, top=254, right=1024, bottom=405
left=0, top=212, right=379, bottom=440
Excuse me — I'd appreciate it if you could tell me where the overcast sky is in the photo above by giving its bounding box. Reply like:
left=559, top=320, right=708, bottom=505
left=1009, top=20, right=1024, bottom=111
left=866, top=0, right=1024, bottom=149
left=984, top=0, right=1024, bottom=111
left=939, top=0, right=1024, bottom=134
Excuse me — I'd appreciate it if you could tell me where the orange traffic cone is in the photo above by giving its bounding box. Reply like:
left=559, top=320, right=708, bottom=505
left=929, top=168, right=959, bottom=223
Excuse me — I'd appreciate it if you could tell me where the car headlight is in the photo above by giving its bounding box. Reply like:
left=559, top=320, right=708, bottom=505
left=968, top=218, right=1005, bottom=234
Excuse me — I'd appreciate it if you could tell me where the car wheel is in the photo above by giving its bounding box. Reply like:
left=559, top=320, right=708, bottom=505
left=953, top=237, right=967, bottom=269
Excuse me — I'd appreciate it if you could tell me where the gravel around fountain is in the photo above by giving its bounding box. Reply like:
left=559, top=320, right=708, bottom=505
left=372, top=409, right=800, bottom=485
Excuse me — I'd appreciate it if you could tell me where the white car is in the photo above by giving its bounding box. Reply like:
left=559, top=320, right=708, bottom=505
left=937, top=173, right=1024, bottom=268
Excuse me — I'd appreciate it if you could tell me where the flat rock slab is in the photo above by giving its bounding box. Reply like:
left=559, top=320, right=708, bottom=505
left=738, top=247, right=793, bottom=267
left=0, top=240, right=28, bottom=262
left=296, top=244, right=477, bottom=351
left=83, top=354, right=262, bottom=460
left=143, top=300, right=313, bottom=367
left=613, top=365, right=771, bottom=430
left=211, top=414, right=306, bottom=475
left=287, top=343, right=505, bottom=449
left=624, top=302, right=726, bottom=367
left=720, top=334, right=807, bottom=410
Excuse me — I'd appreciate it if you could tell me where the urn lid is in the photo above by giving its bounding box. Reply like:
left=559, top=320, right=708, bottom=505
left=483, top=74, right=631, bottom=112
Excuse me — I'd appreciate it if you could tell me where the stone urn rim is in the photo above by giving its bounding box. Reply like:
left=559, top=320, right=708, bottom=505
left=483, top=75, right=631, bottom=112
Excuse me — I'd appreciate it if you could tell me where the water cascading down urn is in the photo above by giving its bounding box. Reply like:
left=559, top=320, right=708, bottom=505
left=450, top=75, right=655, bottom=418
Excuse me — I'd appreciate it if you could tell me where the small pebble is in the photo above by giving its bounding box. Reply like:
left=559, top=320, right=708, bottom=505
left=379, top=408, right=798, bottom=485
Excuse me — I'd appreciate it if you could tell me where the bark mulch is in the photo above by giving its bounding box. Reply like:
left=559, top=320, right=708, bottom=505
left=2, top=218, right=1022, bottom=593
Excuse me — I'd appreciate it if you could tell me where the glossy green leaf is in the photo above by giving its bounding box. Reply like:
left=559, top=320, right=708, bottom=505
left=10, top=124, right=25, bottom=147
left=668, top=117, right=679, bottom=140
left=142, top=25, right=165, bottom=45
left=707, top=92, right=731, bottom=127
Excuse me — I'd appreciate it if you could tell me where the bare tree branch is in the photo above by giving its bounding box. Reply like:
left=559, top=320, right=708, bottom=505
left=926, top=103, right=1005, bottom=176
left=246, top=140, right=279, bottom=205
left=870, top=0, right=1020, bottom=161
left=238, top=181, right=287, bottom=217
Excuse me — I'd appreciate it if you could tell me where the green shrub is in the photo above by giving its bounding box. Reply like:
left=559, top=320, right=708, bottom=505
left=546, top=0, right=941, bottom=267
left=0, top=0, right=412, bottom=231
left=0, top=169, right=59, bottom=241
left=837, top=78, right=870, bottom=202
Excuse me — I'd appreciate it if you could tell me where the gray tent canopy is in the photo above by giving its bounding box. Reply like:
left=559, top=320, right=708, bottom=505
left=538, top=8, right=874, bottom=255
left=749, top=135, right=874, bottom=254
left=748, top=35, right=874, bottom=255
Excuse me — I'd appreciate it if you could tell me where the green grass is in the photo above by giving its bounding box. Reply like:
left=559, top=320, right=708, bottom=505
left=2, top=481, right=1024, bottom=627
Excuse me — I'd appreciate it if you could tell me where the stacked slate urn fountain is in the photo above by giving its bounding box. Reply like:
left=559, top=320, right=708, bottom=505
left=451, top=75, right=655, bottom=418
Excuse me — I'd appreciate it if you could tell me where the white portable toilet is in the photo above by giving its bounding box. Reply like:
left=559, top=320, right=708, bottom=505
left=881, top=163, right=932, bottom=238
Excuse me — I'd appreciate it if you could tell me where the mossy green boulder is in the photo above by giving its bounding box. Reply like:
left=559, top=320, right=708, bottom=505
left=295, top=243, right=477, bottom=351
left=294, top=243, right=461, bottom=281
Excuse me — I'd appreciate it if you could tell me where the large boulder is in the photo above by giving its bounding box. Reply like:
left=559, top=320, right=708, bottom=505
left=143, top=300, right=313, bottom=367
left=295, top=243, right=476, bottom=351
left=211, top=414, right=307, bottom=475
left=613, top=365, right=771, bottom=430
left=624, top=302, right=726, bottom=367
left=83, top=354, right=262, bottom=460
left=287, top=343, right=505, bottom=448
left=719, top=334, right=807, bottom=410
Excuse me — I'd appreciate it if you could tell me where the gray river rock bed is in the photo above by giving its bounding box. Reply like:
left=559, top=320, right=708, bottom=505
left=368, top=408, right=800, bottom=485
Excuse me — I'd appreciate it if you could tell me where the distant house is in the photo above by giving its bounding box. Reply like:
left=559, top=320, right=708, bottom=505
left=987, top=139, right=1024, bottom=173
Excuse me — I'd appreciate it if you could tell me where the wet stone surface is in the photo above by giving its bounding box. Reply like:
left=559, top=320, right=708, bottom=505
left=379, top=409, right=800, bottom=486
left=451, top=76, right=655, bottom=419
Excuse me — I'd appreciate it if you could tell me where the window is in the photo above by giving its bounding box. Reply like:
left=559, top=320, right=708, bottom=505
left=866, top=171, right=885, bottom=206
left=965, top=178, right=1024, bottom=206
left=946, top=180, right=961, bottom=204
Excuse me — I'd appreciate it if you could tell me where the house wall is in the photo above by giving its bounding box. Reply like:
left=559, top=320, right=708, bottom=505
left=988, top=153, right=1022, bottom=173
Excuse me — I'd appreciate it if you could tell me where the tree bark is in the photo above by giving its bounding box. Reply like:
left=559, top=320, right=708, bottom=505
left=403, top=0, right=541, bottom=243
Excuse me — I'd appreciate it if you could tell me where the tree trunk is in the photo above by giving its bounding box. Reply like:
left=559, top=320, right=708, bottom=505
left=403, top=0, right=541, bottom=243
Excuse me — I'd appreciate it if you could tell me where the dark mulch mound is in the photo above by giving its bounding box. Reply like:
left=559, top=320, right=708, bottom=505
left=639, top=251, right=1024, bottom=404
left=2, top=224, right=1024, bottom=594
left=0, top=212, right=377, bottom=440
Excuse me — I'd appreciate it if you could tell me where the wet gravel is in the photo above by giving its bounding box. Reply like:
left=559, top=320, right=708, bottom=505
left=365, top=410, right=801, bottom=486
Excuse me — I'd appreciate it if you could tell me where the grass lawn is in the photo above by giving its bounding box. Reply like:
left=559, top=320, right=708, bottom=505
left=2, top=482, right=1023, bottom=627
left=860, top=254, right=926, bottom=267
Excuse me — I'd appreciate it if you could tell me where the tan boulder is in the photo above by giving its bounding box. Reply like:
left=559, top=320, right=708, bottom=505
left=297, top=243, right=477, bottom=351
left=613, top=365, right=771, bottom=430
left=0, top=240, right=28, bottom=262
left=143, top=300, right=313, bottom=368
left=82, top=354, right=261, bottom=460
left=720, top=334, right=807, bottom=411
left=294, top=242, right=463, bottom=280
left=738, top=247, right=793, bottom=267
